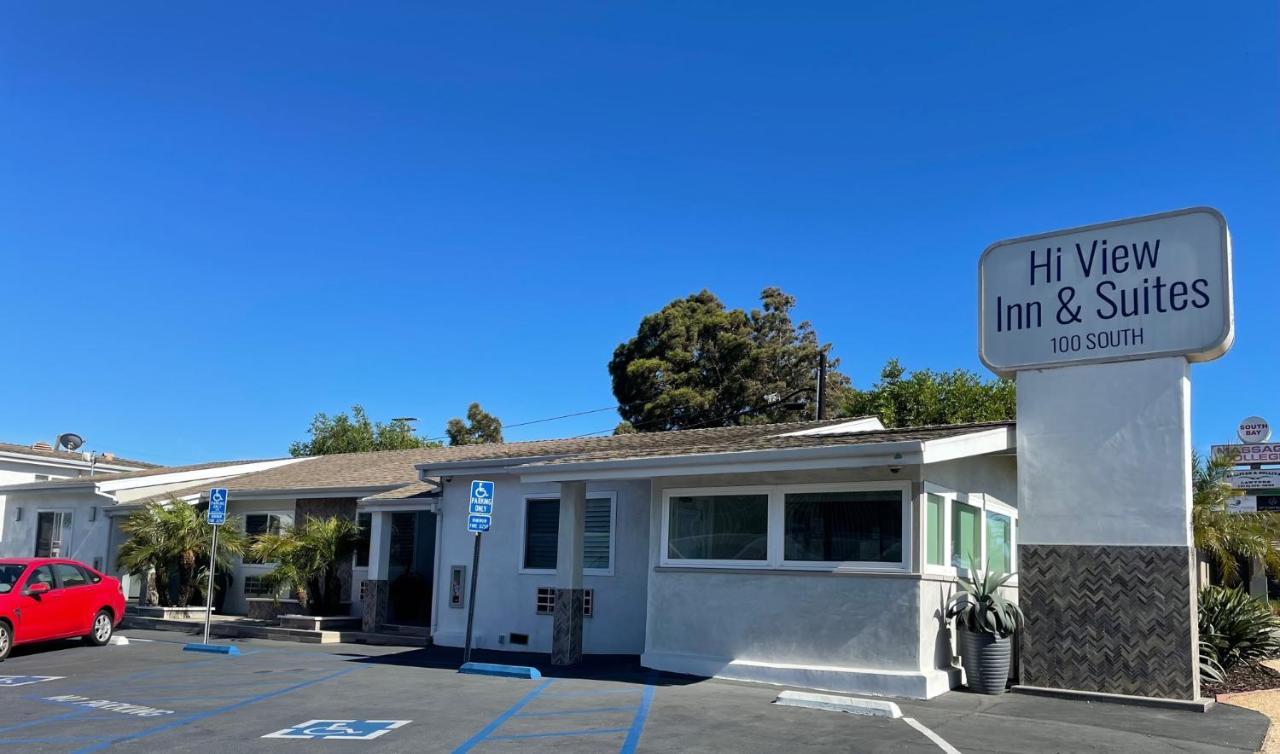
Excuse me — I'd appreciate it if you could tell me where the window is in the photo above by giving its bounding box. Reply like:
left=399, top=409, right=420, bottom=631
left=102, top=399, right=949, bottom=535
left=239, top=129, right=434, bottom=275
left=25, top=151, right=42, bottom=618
left=244, top=513, right=293, bottom=564
left=53, top=563, right=88, bottom=588
left=243, top=575, right=272, bottom=596
left=667, top=493, right=769, bottom=562
left=783, top=491, right=902, bottom=563
left=986, top=511, right=1013, bottom=573
left=951, top=501, right=982, bottom=570
left=925, top=493, right=945, bottom=566
left=0, top=564, right=25, bottom=594
left=355, top=512, right=372, bottom=568
left=26, top=565, right=55, bottom=591
left=521, top=495, right=615, bottom=573
left=34, top=474, right=50, bottom=482
left=34, top=511, right=72, bottom=558
left=523, top=498, right=559, bottom=571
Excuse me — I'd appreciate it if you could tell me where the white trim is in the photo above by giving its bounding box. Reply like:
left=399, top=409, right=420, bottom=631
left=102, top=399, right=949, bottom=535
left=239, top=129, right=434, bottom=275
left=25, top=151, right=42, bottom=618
left=660, top=482, right=913, bottom=572
left=517, top=492, right=617, bottom=577
left=919, top=427, right=1015, bottom=464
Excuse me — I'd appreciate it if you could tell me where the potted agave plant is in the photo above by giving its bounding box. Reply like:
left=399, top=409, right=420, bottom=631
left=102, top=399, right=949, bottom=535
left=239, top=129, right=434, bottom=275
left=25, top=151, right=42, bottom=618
left=945, top=563, right=1022, bottom=695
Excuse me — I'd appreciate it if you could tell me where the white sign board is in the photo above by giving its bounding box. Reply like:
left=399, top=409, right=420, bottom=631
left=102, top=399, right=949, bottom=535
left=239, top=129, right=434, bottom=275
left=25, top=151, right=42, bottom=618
left=1239, top=416, right=1271, bottom=443
left=979, top=207, right=1233, bottom=375
left=1225, top=469, right=1280, bottom=491
left=1214, top=443, right=1280, bottom=465
left=1227, top=494, right=1258, bottom=514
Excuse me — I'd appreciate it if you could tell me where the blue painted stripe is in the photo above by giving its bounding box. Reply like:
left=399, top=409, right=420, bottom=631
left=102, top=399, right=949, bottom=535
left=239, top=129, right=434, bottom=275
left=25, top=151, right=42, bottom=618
left=70, top=666, right=358, bottom=753
left=488, top=727, right=629, bottom=741
left=542, top=688, right=642, bottom=698
left=0, top=709, right=89, bottom=733
left=451, top=678, right=554, bottom=754
left=515, top=706, right=636, bottom=718
left=0, top=736, right=107, bottom=745
left=619, top=684, right=655, bottom=754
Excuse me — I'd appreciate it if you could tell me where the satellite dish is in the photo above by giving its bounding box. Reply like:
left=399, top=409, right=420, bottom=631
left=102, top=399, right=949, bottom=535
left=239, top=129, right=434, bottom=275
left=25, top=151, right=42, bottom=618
left=57, top=433, right=84, bottom=452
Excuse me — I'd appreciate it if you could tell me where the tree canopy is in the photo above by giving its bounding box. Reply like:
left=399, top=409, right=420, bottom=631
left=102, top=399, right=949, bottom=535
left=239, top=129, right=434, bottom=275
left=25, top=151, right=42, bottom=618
left=608, top=288, right=850, bottom=432
left=446, top=402, right=504, bottom=445
left=1193, top=448, right=1280, bottom=584
left=841, top=359, right=1015, bottom=428
left=289, top=405, right=438, bottom=457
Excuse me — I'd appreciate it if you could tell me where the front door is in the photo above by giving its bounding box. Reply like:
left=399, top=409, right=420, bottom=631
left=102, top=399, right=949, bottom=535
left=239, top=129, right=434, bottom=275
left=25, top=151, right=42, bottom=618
left=386, top=511, right=435, bottom=626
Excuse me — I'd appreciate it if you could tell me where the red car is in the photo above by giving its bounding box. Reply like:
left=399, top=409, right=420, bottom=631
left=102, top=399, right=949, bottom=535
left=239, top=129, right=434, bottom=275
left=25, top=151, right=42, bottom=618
left=0, top=558, right=126, bottom=661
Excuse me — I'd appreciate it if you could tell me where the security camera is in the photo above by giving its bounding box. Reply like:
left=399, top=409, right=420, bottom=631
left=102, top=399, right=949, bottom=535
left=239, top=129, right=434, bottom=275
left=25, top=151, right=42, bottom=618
left=444, top=476, right=453, bottom=483
left=889, top=465, right=902, bottom=474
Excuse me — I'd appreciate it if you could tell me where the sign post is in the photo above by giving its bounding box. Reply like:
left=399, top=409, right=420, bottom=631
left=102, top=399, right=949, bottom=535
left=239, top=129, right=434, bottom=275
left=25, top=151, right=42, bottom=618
left=462, top=481, right=493, bottom=665
left=980, top=207, right=1233, bottom=706
left=202, top=488, right=227, bottom=646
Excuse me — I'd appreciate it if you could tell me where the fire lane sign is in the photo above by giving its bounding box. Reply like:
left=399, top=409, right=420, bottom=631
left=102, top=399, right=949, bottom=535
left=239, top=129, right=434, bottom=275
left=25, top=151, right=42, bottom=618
left=979, top=207, right=1233, bottom=375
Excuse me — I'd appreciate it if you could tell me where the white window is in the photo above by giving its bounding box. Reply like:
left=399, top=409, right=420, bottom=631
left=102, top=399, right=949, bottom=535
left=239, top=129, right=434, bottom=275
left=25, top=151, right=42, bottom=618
left=519, top=493, right=616, bottom=575
left=661, top=483, right=912, bottom=571
left=922, top=483, right=1018, bottom=578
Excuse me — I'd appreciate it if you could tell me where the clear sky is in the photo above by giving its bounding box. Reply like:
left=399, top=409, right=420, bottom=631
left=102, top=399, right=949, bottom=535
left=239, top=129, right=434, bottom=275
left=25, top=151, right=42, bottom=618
left=2, top=2, right=1276, bottom=465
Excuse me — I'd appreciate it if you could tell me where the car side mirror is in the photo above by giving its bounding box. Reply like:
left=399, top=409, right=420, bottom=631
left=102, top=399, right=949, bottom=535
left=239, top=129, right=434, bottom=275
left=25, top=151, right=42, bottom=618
left=26, top=582, right=50, bottom=596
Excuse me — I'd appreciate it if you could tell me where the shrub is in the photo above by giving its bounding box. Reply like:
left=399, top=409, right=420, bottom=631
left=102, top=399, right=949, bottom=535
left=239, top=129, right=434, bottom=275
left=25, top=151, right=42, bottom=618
left=1199, top=586, right=1280, bottom=672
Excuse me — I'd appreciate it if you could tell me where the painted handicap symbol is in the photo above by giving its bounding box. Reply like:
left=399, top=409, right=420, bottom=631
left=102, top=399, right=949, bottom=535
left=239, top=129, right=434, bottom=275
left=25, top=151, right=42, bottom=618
left=263, top=719, right=411, bottom=740
left=0, top=675, right=63, bottom=687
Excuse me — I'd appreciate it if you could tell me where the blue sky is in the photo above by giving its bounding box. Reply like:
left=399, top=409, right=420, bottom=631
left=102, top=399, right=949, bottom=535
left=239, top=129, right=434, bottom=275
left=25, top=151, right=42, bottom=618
left=2, top=2, right=1276, bottom=464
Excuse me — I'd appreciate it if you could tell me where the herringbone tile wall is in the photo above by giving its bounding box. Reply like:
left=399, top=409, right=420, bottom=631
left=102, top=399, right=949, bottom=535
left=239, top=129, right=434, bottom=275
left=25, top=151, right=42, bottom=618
left=1020, top=544, right=1197, bottom=699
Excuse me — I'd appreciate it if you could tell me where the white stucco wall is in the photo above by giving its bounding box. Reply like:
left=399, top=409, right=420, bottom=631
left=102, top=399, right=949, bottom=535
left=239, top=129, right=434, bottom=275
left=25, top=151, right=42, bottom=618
left=924, top=454, right=1018, bottom=508
left=0, top=487, right=115, bottom=569
left=431, top=474, right=651, bottom=655
left=640, top=467, right=958, bottom=698
left=1017, top=356, right=1191, bottom=546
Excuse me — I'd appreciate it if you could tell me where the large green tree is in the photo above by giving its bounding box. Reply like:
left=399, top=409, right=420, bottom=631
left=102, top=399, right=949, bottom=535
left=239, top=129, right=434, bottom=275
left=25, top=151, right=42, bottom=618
left=841, top=359, right=1015, bottom=428
left=290, top=405, right=437, bottom=457
left=1193, top=448, right=1280, bottom=585
left=609, top=288, right=851, bottom=432
left=446, top=402, right=504, bottom=445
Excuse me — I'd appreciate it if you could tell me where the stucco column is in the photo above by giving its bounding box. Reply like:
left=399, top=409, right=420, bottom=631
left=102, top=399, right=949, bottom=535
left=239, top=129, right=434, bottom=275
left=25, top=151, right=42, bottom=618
left=1016, top=357, right=1200, bottom=702
left=362, top=511, right=393, bottom=633
left=552, top=481, right=586, bottom=665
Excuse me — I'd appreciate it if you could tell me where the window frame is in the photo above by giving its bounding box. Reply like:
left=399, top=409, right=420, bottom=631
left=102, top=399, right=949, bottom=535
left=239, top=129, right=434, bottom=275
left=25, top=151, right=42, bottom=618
left=661, top=482, right=913, bottom=573
left=518, top=492, right=617, bottom=577
left=922, top=482, right=1018, bottom=581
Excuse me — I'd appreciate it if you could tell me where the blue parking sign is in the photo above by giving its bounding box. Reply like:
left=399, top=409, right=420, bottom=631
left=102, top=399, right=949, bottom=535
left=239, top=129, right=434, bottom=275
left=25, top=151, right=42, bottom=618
left=467, top=514, right=491, bottom=532
left=263, top=720, right=411, bottom=740
left=469, top=480, right=494, bottom=504
left=207, top=488, right=228, bottom=525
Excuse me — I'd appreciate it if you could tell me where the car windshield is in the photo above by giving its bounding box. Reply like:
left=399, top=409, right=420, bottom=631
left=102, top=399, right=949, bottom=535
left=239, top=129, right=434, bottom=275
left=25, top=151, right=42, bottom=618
left=0, top=564, right=27, bottom=594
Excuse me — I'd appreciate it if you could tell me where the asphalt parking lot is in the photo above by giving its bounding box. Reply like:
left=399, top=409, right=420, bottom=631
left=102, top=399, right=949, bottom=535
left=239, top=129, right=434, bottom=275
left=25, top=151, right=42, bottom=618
left=0, top=629, right=1268, bottom=753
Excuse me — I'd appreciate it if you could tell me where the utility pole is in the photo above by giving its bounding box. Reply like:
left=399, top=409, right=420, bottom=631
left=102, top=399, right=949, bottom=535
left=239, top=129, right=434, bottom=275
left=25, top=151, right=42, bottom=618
left=816, top=351, right=828, bottom=420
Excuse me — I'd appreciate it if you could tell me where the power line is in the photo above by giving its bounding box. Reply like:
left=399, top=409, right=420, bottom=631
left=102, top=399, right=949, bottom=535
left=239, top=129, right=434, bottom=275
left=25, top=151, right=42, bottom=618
left=421, top=405, right=620, bottom=443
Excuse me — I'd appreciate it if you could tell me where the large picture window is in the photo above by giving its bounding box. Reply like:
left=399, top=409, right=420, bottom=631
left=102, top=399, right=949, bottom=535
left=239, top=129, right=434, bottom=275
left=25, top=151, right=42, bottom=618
left=667, top=494, right=769, bottom=562
left=923, top=483, right=1018, bottom=577
left=661, top=483, right=910, bottom=570
left=521, top=494, right=615, bottom=574
left=783, top=491, right=902, bottom=563
left=244, top=513, right=293, bottom=565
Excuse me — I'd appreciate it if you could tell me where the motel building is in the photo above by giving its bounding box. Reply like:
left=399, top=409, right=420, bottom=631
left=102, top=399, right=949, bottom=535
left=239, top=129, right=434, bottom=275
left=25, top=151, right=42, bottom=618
left=0, top=416, right=1016, bottom=699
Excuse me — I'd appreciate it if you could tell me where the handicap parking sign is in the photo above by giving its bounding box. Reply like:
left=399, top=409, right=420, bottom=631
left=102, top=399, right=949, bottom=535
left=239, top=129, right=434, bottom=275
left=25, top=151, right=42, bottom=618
left=263, top=719, right=411, bottom=740
left=0, top=675, right=62, bottom=687
left=207, top=487, right=228, bottom=525
left=469, top=480, right=494, bottom=504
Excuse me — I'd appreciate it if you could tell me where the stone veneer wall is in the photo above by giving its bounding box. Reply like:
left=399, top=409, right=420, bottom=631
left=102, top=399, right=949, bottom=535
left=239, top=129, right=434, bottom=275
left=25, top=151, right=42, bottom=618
left=295, top=497, right=359, bottom=604
left=1019, top=543, right=1197, bottom=700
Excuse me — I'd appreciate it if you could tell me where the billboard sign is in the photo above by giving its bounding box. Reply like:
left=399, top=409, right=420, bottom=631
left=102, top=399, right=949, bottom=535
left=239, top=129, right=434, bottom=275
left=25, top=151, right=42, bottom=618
left=979, top=207, right=1233, bottom=375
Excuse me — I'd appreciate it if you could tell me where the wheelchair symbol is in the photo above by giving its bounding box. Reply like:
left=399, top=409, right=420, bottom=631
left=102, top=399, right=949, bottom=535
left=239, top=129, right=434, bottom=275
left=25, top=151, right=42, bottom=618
left=470, top=481, right=493, bottom=500
left=264, top=719, right=411, bottom=740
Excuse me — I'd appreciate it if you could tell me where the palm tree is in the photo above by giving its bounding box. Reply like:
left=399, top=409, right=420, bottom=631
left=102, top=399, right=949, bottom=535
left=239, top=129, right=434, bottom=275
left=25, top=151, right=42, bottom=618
left=116, top=500, right=245, bottom=607
left=250, top=515, right=363, bottom=616
left=1193, top=449, right=1280, bottom=585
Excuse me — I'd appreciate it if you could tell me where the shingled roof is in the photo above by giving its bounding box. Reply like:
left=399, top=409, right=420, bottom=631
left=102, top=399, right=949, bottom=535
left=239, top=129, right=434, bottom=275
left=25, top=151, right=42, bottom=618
left=0, top=441, right=158, bottom=470
left=141, top=417, right=1013, bottom=503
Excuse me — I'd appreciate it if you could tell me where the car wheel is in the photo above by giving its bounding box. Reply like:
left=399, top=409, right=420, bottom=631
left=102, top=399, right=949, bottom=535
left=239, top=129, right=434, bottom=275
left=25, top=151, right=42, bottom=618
left=85, top=610, right=113, bottom=646
left=0, top=621, right=11, bottom=661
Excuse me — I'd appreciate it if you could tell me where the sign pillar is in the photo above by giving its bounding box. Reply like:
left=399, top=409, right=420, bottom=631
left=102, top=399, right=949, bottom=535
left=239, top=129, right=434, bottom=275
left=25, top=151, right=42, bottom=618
left=203, top=488, right=228, bottom=646
left=980, top=208, right=1233, bottom=704
left=462, top=480, right=494, bottom=666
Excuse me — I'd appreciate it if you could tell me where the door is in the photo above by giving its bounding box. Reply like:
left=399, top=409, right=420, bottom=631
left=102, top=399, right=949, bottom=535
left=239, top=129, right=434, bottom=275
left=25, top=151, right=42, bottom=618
left=34, top=512, right=72, bottom=558
left=16, top=566, right=66, bottom=641
left=51, top=563, right=94, bottom=636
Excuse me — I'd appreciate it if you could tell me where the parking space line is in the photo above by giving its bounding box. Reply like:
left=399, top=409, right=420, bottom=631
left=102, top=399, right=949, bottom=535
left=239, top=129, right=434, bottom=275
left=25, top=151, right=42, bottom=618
left=0, top=709, right=90, bottom=734
left=543, top=688, right=643, bottom=698
left=619, top=684, right=654, bottom=754
left=516, top=706, right=636, bottom=718
left=488, top=727, right=631, bottom=741
left=903, top=716, right=962, bottom=754
left=451, top=678, right=555, bottom=753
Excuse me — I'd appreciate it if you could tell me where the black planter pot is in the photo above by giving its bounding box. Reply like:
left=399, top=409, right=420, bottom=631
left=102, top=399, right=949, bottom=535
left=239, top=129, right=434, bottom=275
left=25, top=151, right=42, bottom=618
left=958, top=629, right=1012, bottom=694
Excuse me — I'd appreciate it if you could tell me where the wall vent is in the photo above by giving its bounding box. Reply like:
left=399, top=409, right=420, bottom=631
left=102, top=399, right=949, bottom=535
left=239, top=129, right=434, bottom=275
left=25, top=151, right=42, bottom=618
left=509, top=632, right=529, bottom=646
left=535, top=587, right=593, bottom=617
